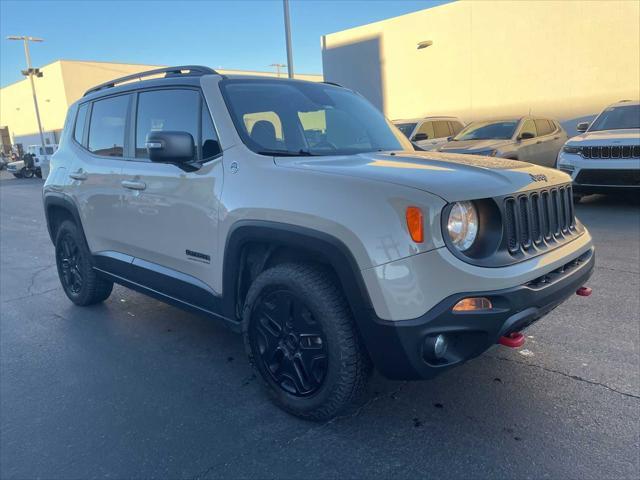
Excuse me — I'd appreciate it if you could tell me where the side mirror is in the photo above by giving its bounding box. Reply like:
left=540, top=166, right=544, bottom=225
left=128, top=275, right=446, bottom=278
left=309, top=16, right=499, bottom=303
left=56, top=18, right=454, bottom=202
left=519, top=131, right=535, bottom=140
left=576, top=122, right=590, bottom=133
left=146, top=131, right=195, bottom=163
left=412, top=132, right=429, bottom=141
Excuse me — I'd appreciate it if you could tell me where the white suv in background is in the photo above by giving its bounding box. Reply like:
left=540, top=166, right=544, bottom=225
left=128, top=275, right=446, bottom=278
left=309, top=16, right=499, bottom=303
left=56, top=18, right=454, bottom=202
left=393, top=116, right=465, bottom=150
left=557, top=100, right=640, bottom=200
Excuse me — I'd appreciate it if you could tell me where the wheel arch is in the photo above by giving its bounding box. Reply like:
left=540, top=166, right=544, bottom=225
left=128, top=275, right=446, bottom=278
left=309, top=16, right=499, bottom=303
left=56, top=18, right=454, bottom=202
left=43, top=194, right=84, bottom=244
left=221, top=221, right=375, bottom=328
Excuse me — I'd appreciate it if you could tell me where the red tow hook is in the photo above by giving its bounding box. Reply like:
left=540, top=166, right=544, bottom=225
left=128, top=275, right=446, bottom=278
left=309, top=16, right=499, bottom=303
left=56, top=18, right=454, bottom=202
left=576, top=286, right=592, bottom=297
left=499, top=332, right=525, bottom=348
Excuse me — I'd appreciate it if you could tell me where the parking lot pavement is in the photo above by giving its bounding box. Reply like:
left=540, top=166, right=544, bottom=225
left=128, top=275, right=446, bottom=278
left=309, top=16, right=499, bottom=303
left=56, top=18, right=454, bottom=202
left=1, top=169, right=638, bottom=479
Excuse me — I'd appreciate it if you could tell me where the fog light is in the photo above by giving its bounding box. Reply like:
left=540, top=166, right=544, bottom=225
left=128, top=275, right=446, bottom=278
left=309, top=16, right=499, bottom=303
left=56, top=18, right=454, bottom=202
left=452, top=297, right=492, bottom=312
left=423, top=334, right=448, bottom=362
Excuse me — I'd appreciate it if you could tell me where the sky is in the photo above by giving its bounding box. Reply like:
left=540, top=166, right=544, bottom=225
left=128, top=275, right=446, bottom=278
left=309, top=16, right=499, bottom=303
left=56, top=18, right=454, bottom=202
left=0, top=0, right=449, bottom=87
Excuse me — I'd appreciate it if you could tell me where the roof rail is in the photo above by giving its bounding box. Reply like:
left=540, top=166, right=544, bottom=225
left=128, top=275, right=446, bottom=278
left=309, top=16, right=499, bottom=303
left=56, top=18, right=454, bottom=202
left=83, top=65, right=218, bottom=96
left=322, top=81, right=343, bottom=87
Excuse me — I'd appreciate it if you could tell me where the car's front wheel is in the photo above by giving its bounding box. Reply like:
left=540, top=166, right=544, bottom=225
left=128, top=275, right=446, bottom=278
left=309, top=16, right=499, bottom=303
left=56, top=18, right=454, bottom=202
left=55, top=220, right=113, bottom=305
left=243, top=263, right=370, bottom=421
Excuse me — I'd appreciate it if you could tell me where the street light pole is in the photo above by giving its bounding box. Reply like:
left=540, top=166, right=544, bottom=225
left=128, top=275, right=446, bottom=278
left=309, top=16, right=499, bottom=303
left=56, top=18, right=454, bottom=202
left=7, top=35, right=47, bottom=152
left=282, top=0, right=294, bottom=79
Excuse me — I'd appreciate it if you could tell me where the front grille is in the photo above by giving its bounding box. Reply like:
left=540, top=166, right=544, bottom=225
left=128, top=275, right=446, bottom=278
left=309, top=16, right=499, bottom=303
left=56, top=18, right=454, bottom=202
left=503, top=185, right=576, bottom=255
left=575, top=169, right=640, bottom=186
left=581, top=145, right=640, bottom=159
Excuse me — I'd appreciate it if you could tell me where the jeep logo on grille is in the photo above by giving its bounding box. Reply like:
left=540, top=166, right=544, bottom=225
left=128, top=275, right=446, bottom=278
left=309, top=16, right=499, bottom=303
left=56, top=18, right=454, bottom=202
left=529, top=173, right=548, bottom=182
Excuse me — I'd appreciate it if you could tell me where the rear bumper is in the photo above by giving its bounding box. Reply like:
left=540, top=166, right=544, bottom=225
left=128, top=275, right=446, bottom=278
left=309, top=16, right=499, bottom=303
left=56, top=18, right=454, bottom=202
left=362, top=247, right=595, bottom=380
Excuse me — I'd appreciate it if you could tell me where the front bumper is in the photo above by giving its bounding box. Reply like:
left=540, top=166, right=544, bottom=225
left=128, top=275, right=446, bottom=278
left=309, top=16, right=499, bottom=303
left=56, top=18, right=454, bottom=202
left=362, top=247, right=594, bottom=380
left=557, top=151, right=640, bottom=193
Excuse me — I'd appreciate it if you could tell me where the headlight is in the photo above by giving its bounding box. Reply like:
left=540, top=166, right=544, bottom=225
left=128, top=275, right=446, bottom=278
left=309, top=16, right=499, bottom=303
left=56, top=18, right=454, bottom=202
left=447, top=201, right=479, bottom=251
left=562, top=145, right=581, bottom=154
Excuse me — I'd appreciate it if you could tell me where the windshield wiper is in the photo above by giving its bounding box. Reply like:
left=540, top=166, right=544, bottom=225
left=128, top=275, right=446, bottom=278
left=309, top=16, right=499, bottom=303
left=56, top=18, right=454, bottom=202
left=256, top=149, right=316, bottom=157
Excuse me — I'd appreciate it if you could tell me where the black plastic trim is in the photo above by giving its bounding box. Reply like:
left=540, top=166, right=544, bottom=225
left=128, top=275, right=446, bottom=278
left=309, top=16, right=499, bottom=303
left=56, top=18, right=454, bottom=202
left=84, top=65, right=218, bottom=96
left=365, top=247, right=595, bottom=380
left=92, top=251, right=235, bottom=330
left=43, top=193, right=84, bottom=244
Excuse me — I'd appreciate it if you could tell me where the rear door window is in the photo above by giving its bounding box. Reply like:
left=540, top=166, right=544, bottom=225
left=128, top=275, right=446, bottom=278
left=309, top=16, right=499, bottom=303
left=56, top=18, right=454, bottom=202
left=88, top=95, right=130, bottom=157
left=416, top=121, right=435, bottom=139
left=534, top=119, right=554, bottom=136
left=433, top=121, right=452, bottom=138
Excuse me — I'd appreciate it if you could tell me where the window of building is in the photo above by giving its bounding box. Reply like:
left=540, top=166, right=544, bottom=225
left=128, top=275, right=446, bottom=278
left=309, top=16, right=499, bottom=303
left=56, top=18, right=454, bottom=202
left=135, top=89, right=199, bottom=159
left=88, top=95, right=130, bottom=157
left=74, top=103, right=89, bottom=146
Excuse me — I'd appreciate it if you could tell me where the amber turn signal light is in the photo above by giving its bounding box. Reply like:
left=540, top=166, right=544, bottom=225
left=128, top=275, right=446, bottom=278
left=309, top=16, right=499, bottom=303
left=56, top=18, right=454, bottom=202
left=452, top=297, right=493, bottom=312
left=406, top=206, right=424, bottom=243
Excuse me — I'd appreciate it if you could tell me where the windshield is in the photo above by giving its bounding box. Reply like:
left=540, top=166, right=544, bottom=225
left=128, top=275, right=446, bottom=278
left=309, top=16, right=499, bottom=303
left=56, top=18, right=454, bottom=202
left=454, top=120, right=518, bottom=141
left=590, top=105, right=640, bottom=131
left=394, top=123, right=417, bottom=138
left=220, top=79, right=413, bottom=156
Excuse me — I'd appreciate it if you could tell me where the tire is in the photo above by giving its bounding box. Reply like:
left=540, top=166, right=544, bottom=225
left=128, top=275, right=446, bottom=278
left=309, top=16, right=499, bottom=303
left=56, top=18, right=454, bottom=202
left=243, top=263, right=371, bottom=421
left=55, top=220, right=113, bottom=305
left=21, top=168, right=34, bottom=179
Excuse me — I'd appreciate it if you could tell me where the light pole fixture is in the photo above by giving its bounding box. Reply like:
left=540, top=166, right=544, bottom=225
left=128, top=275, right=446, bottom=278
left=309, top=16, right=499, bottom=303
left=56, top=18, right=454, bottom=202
left=6, top=35, right=47, bottom=151
left=269, top=63, right=287, bottom=78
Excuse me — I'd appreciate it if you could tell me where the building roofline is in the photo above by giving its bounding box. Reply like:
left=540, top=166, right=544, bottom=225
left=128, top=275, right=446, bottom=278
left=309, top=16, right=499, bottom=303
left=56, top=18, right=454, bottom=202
left=322, top=0, right=455, bottom=37
left=1, top=58, right=322, bottom=89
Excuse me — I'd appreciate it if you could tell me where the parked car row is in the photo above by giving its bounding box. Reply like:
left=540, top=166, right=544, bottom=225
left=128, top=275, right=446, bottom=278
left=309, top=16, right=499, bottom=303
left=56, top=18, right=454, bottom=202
left=393, top=100, right=640, bottom=200
left=6, top=144, right=57, bottom=178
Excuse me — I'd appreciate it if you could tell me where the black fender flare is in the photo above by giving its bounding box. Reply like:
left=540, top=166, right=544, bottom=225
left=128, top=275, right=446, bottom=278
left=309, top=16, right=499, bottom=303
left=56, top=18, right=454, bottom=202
left=43, top=193, right=84, bottom=244
left=221, top=220, right=375, bottom=328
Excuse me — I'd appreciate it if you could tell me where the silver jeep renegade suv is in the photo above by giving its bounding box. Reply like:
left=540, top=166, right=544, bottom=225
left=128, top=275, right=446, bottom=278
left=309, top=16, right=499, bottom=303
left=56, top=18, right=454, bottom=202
left=44, top=66, right=595, bottom=420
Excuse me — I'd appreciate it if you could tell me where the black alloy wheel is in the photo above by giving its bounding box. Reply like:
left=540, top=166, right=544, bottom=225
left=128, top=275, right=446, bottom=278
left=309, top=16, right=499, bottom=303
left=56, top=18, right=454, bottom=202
left=57, top=233, right=83, bottom=295
left=249, top=289, right=328, bottom=397
left=54, top=220, right=113, bottom=305
left=243, top=263, right=371, bottom=421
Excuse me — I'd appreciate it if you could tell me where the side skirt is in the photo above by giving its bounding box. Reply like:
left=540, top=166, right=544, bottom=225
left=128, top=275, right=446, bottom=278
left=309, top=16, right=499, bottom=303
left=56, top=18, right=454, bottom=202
left=92, top=252, right=240, bottom=333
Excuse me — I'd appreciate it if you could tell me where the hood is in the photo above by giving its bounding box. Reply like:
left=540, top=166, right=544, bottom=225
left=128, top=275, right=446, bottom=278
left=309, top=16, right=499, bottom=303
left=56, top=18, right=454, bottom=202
left=275, top=151, right=570, bottom=201
left=438, top=139, right=513, bottom=153
left=7, top=160, right=24, bottom=169
left=568, top=128, right=640, bottom=145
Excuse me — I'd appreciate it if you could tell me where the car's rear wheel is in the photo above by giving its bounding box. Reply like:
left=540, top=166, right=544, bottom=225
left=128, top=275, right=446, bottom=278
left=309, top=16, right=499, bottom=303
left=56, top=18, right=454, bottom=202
left=55, top=220, right=113, bottom=305
left=243, top=263, right=370, bottom=421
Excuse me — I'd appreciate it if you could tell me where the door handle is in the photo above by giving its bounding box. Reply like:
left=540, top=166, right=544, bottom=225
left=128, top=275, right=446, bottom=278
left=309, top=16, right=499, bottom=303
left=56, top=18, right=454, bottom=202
left=121, top=180, right=146, bottom=191
left=536, top=141, right=543, bottom=144
left=554, top=136, right=560, bottom=140
left=69, top=170, right=88, bottom=181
